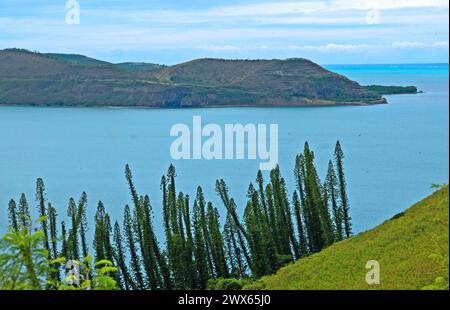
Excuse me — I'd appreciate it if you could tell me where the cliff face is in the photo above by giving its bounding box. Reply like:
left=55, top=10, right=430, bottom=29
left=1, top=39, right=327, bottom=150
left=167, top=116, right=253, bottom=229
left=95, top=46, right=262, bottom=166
left=0, top=49, right=408, bottom=108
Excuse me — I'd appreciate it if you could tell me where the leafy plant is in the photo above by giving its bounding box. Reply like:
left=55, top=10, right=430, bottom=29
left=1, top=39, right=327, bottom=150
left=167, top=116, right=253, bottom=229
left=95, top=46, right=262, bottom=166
left=0, top=224, right=118, bottom=290
left=0, top=224, right=49, bottom=290
left=207, top=278, right=247, bottom=290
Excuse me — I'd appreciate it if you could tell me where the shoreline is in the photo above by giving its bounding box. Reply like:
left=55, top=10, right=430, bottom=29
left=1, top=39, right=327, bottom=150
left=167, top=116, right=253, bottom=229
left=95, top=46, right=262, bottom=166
left=0, top=98, right=390, bottom=110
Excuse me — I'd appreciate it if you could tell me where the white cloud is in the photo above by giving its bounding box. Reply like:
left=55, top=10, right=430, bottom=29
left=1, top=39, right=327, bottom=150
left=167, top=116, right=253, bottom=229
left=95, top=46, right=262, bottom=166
left=209, top=0, right=449, bottom=17
left=196, top=45, right=270, bottom=51
left=392, top=41, right=450, bottom=48
left=289, top=43, right=377, bottom=52
left=0, top=0, right=447, bottom=63
left=392, top=41, right=427, bottom=48
left=78, top=0, right=449, bottom=26
left=433, top=41, right=449, bottom=47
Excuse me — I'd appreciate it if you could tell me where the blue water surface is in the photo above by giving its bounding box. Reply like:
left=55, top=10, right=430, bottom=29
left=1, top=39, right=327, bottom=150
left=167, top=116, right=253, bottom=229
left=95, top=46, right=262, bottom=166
left=0, top=63, right=448, bottom=240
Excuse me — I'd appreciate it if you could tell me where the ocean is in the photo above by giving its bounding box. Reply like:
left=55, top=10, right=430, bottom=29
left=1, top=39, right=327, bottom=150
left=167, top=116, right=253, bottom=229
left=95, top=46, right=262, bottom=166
left=0, top=63, right=448, bottom=239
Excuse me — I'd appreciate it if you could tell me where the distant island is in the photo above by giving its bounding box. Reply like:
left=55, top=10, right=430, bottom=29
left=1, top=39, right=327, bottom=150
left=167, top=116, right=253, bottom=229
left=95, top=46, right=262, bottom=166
left=0, top=48, right=418, bottom=108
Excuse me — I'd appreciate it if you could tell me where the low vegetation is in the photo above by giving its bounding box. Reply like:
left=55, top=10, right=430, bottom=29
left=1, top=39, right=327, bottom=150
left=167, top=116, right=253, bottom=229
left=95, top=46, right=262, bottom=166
left=244, top=185, right=449, bottom=290
left=365, top=85, right=418, bottom=95
left=0, top=49, right=415, bottom=108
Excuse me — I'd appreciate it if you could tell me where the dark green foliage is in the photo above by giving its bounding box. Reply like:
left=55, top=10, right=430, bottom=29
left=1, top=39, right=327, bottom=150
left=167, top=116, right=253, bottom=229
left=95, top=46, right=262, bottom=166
left=269, top=166, right=297, bottom=257
left=60, top=221, right=68, bottom=261
left=36, top=178, right=50, bottom=258
left=197, top=186, right=215, bottom=277
left=125, top=165, right=161, bottom=289
left=293, top=192, right=308, bottom=256
left=193, top=199, right=209, bottom=289
left=364, top=85, right=418, bottom=95
left=207, top=202, right=228, bottom=278
left=216, top=180, right=252, bottom=272
left=7, top=199, right=18, bottom=231
left=334, top=141, right=352, bottom=238
left=223, top=213, right=247, bottom=278
left=77, top=192, right=89, bottom=259
left=47, top=203, right=60, bottom=283
left=66, top=198, right=79, bottom=260
left=390, top=212, right=405, bottom=220
left=18, top=193, right=31, bottom=229
left=123, top=204, right=145, bottom=289
left=48, top=203, right=58, bottom=260
left=0, top=141, right=352, bottom=290
left=93, top=201, right=113, bottom=262
left=326, top=160, right=344, bottom=241
left=113, top=221, right=132, bottom=290
left=296, top=144, right=325, bottom=252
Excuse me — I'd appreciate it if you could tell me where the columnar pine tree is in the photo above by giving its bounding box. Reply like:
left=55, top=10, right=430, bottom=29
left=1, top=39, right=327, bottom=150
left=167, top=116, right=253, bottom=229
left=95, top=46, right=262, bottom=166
left=36, top=178, right=50, bottom=258
left=334, top=141, right=352, bottom=238
left=7, top=199, right=18, bottom=231
left=292, top=191, right=308, bottom=256
left=113, top=221, right=133, bottom=290
left=192, top=199, right=209, bottom=289
left=325, top=160, right=344, bottom=241
left=197, top=186, right=215, bottom=277
left=302, top=143, right=326, bottom=251
left=216, top=179, right=252, bottom=272
left=67, top=198, right=79, bottom=260
left=223, top=213, right=246, bottom=278
left=270, top=166, right=298, bottom=258
left=48, top=202, right=60, bottom=282
left=207, top=202, right=228, bottom=278
left=320, top=182, right=335, bottom=246
left=77, top=192, right=89, bottom=260
left=295, top=154, right=313, bottom=249
left=16, top=193, right=31, bottom=230
left=123, top=204, right=145, bottom=289
left=125, top=165, right=161, bottom=289
left=280, top=176, right=300, bottom=258
left=93, top=201, right=108, bottom=261
left=48, top=203, right=58, bottom=260
left=143, top=194, right=172, bottom=290
left=60, top=221, right=68, bottom=260
left=256, top=170, right=269, bottom=224
left=244, top=189, right=268, bottom=276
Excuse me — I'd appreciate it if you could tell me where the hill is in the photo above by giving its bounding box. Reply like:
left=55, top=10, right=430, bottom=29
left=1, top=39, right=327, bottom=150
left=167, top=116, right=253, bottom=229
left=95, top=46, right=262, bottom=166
left=0, top=49, right=417, bottom=108
left=244, top=186, right=449, bottom=290
left=44, top=53, right=112, bottom=66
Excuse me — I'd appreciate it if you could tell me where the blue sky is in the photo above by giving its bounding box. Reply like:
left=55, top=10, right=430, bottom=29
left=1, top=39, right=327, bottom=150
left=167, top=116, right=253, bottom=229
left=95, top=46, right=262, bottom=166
left=0, top=0, right=448, bottom=65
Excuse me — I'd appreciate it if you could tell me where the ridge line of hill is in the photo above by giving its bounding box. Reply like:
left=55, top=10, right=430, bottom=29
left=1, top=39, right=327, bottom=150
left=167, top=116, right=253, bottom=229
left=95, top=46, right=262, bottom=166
left=0, top=48, right=418, bottom=108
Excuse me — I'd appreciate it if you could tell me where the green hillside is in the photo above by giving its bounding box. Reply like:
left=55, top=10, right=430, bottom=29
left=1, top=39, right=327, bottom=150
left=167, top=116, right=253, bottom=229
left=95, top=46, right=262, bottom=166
left=0, top=49, right=416, bottom=108
left=44, top=53, right=112, bottom=66
left=245, top=186, right=449, bottom=290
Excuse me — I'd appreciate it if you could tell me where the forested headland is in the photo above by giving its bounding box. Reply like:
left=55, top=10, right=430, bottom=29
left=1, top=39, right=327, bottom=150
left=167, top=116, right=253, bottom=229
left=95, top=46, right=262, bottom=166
left=0, top=141, right=352, bottom=290
left=0, top=49, right=418, bottom=108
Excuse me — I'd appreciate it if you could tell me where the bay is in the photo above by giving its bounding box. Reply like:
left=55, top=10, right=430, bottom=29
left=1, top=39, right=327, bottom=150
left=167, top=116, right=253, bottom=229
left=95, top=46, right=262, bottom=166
left=0, top=63, right=448, bottom=239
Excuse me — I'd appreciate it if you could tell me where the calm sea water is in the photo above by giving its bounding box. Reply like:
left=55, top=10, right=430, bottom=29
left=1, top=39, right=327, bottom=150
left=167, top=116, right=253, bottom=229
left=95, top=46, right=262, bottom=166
left=0, top=64, right=448, bottom=239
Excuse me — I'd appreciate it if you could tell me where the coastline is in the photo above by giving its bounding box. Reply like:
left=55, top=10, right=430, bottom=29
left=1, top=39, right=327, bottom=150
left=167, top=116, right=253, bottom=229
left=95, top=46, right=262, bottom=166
left=0, top=97, right=389, bottom=110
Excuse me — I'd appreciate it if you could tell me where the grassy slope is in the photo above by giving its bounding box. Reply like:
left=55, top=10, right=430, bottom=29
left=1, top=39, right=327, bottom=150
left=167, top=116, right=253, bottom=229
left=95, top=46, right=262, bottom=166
left=247, top=186, right=449, bottom=290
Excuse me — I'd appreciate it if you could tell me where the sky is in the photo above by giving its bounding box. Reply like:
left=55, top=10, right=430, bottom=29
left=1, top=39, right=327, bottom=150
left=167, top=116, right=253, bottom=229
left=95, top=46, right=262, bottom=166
left=0, top=0, right=448, bottom=65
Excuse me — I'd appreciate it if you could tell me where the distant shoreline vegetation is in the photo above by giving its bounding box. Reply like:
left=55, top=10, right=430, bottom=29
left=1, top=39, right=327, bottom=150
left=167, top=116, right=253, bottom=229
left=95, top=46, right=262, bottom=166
left=0, top=48, right=417, bottom=109
left=1, top=141, right=352, bottom=290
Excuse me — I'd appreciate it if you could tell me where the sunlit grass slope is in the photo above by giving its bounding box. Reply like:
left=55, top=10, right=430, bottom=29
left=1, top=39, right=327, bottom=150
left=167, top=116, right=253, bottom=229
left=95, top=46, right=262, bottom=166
left=246, top=186, right=449, bottom=290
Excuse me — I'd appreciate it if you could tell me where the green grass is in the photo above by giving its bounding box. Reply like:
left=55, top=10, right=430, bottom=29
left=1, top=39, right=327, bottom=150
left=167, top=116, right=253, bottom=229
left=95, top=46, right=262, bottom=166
left=245, top=186, right=449, bottom=290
